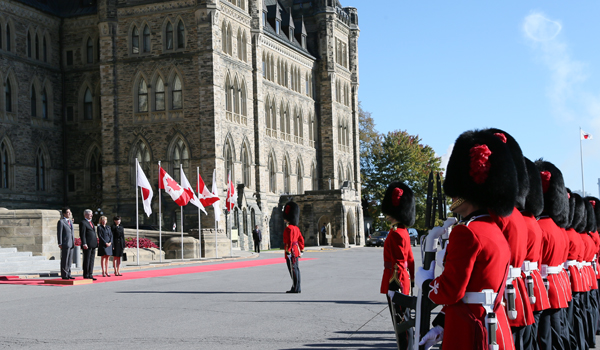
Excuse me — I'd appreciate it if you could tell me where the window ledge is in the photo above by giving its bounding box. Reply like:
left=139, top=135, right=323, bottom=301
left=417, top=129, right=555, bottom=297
left=133, top=110, right=184, bottom=123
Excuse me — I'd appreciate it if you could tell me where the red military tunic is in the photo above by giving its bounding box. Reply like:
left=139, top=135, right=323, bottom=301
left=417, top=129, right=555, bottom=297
left=581, top=233, right=598, bottom=290
left=538, top=217, right=570, bottom=308
left=491, top=208, right=534, bottom=326
left=380, top=226, right=415, bottom=295
left=592, top=231, right=600, bottom=280
left=559, top=229, right=573, bottom=300
left=521, top=212, right=551, bottom=311
left=283, top=225, right=305, bottom=257
left=565, top=228, right=585, bottom=292
left=429, top=214, right=515, bottom=350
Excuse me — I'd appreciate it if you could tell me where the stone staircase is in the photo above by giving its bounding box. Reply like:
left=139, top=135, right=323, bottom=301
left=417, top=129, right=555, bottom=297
left=0, top=246, right=66, bottom=275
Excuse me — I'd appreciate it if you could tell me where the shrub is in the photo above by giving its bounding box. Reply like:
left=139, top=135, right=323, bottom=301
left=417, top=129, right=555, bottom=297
left=125, top=237, right=158, bottom=249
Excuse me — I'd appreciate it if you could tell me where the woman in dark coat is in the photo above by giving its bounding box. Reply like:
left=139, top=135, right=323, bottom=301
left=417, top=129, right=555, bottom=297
left=111, top=216, right=125, bottom=276
left=96, top=216, right=113, bottom=277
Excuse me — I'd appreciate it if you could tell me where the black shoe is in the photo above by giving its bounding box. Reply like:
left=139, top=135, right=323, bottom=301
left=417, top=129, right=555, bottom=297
left=91, top=277, right=97, bottom=281
left=61, top=277, right=69, bottom=280
left=286, top=290, right=298, bottom=293
left=68, top=276, right=76, bottom=280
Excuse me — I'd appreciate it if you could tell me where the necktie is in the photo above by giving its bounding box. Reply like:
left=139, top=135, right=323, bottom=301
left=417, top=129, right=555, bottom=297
left=68, top=220, right=72, bottom=228
left=90, top=220, right=94, bottom=229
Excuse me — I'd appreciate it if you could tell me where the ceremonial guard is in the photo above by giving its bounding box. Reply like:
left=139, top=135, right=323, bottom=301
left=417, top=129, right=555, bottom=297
left=520, top=158, right=551, bottom=349
left=380, top=181, right=416, bottom=350
left=282, top=201, right=304, bottom=294
left=581, top=200, right=598, bottom=347
left=484, top=129, right=534, bottom=350
left=417, top=130, right=516, bottom=350
left=584, top=196, right=600, bottom=338
left=534, top=160, right=571, bottom=350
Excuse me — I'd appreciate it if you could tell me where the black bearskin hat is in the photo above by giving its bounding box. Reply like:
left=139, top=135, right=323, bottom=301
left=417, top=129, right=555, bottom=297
left=524, top=157, right=544, bottom=217
left=381, top=181, right=415, bottom=227
left=444, top=130, right=518, bottom=217
left=566, top=189, right=575, bottom=229
left=534, top=160, right=569, bottom=228
left=282, top=201, right=300, bottom=226
left=584, top=200, right=597, bottom=233
left=572, top=193, right=587, bottom=233
left=484, top=129, right=529, bottom=209
left=584, top=196, right=600, bottom=231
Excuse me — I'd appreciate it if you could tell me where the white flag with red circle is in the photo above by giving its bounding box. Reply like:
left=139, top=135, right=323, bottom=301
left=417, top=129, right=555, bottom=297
left=581, top=129, right=593, bottom=140
left=136, top=162, right=153, bottom=217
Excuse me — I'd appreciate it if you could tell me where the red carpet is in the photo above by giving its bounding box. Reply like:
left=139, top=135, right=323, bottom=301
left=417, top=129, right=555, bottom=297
left=0, top=257, right=316, bottom=287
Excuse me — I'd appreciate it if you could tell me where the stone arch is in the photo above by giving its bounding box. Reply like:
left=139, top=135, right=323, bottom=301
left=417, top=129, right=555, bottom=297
left=81, top=32, right=98, bottom=64
left=223, top=132, right=236, bottom=184
left=29, top=76, right=42, bottom=118
left=34, top=142, right=51, bottom=191
left=4, top=18, right=15, bottom=53
left=128, top=21, right=141, bottom=54
left=168, top=133, right=191, bottom=181
left=267, top=149, right=277, bottom=193
left=347, top=208, right=356, bottom=245
left=40, top=78, right=54, bottom=120
left=0, top=135, right=15, bottom=189
left=132, top=71, right=150, bottom=113
left=174, top=16, right=187, bottom=49
left=162, top=17, right=175, bottom=51
left=78, top=80, right=96, bottom=120
left=84, top=142, right=102, bottom=192
left=151, top=70, right=167, bottom=112
left=317, top=215, right=332, bottom=246
left=166, top=66, right=184, bottom=110
left=296, top=156, right=304, bottom=194
left=130, top=136, right=153, bottom=185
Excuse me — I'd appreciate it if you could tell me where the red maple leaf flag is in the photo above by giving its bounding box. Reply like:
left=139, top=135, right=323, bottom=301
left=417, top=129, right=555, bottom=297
left=159, top=166, right=191, bottom=207
left=180, top=168, right=206, bottom=214
left=581, top=129, right=593, bottom=140
left=136, top=162, right=153, bottom=217
left=226, top=171, right=237, bottom=212
left=211, top=169, right=221, bottom=222
left=197, top=172, right=219, bottom=207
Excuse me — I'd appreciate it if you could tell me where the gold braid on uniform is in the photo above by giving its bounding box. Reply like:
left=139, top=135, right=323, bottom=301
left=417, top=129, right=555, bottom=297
left=449, top=197, right=466, bottom=211
left=388, top=263, right=402, bottom=292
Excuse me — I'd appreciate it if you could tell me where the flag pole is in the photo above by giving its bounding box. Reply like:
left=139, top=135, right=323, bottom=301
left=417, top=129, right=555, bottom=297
left=135, top=158, right=140, bottom=266
left=215, top=212, right=219, bottom=259
left=181, top=163, right=184, bottom=261
left=580, top=127, right=586, bottom=195
left=158, top=161, right=162, bottom=263
left=214, top=169, right=219, bottom=259
left=197, top=166, right=202, bottom=259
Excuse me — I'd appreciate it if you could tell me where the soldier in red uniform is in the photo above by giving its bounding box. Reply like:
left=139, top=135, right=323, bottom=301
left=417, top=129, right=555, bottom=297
left=584, top=196, right=600, bottom=338
left=520, top=158, right=551, bottom=349
left=417, top=130, right=517, bottom=350
left=380, top=181, right=416, bottom=350
left=282, top=201, right=304, bottom=294
left=534, top=160, right=571, bottom=350
left=581, top=200, right=598, bottom=347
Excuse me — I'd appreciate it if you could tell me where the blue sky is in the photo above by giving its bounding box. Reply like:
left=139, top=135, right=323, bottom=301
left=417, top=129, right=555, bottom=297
left=344, top=1, right=600, bottom=197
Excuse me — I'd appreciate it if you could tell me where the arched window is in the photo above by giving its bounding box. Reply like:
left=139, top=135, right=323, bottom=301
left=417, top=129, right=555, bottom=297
left=241, top=31, right=247, bottom=62
left=41, top=88, right=47, bottom=119
left=222, top=22, right=227, bottom=54
left=6, top=24, right=10, bottom=51
left=265, top=98, right=270, bottom=129
left=177, top=20, right=185, bottom=49
left=237, top=28, right=242, bottom=61
left=225, top=75, right=232, bottom=113
left=0, top=140, right=10, bottom=189
left=87, top=37, right=93, bottom=63
left=233, top=78, right=239, bottom=114
left=311, top=163, right=318, bottom=190
left=262, top=53, right=266, bottom=78
left=84, top=88, right=93, bottom=120
left=171, top=137, right=189, bottom=182
left=283, top=159, right=290, bottom=194
left=286, top=106, right=290, bottom=135
left=297, top=159, right=303, bottom=194
left=35, top=34, right=39, bottom=60
left=143, top=25, right=150, bottom=52
left=137, top=79, right=148, bottom=112
left=225, top=140, right=234, bottom=184
left=270, top=54, right=274, bottom=81
left=166, top=22, right=173, bottom=50
left=89, top=147, right=102, bottom=191
left=280, top=103, right=286, bottom=134
left=35, top=148, right=46, bottom=191
left=227, top=24, right=233, bottom=55
left=269, top=99, right=276, bottom=131
left=294, top=108, right=300, bottom=138
left=5, top=80, right=11, bottom=112
left=308, top=113, right=314, bottom=142
left=172, top=75, right=182, bottom=109
left=27, top=32, right=31, bottom=58
left=268, top=155, right=276, bottom=193
left=240, top=81, right=247, bottom=116
left=132, top=26, right=139, bottom=54
left=43, top=36, right=47, bottom=62
left=242, top=143, right=250, bottom=187
left=346, top=121, right=350, bottom=147
left=30, top=85, right=36, bottom=117
left=155, top=77, right=165, bottom=111
left=132, top=140, right=151, bottom=182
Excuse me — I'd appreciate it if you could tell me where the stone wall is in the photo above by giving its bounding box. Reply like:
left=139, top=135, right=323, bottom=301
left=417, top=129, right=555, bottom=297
left=0, top=208, right=61, bottom=259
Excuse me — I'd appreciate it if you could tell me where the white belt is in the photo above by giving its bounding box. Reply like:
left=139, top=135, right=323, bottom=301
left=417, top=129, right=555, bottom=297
left=584, top=262, right=592, bottom=267
left=521, top=261, right=538, bottom=274
left=578, top=262, right=583, bottom=269
left=542, top=264, right=562, bottom=275
left=463, top=289, right=497, bottom=312
left=565, top=260, right=578, bottom=268
left=507, top=266, right=522, bottom=279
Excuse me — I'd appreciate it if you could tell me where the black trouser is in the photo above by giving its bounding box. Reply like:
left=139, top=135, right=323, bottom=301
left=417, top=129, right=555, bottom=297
left=538, top=308, right=565, bottom=350
left=286, top=255, right=301, bottom=292
left=386, top=295, right=414, bottom=350
left=585, top=290, right=598, bottom=347
left=254, top=241, right=260, bottom=253
left=569, top=292, right=588, bottom=350
left=561, top=303, right=572, bottom=350
left=82, top=247, right=96, bottom=278
left=60, top=245, right=73, bottom=278
left=513, top=325, right=525, bottom=350
left=532, top=310, right=543, bottom=350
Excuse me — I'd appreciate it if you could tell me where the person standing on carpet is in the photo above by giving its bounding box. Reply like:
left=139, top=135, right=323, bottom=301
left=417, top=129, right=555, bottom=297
left=97, top=216, right=113, bottom=277
left=56, top=207, right=75, bottom=280
left=111, top=216, right=125, bottom=276
left=80, top=209, right=98, bottom=280
left=283, top=201, right=304, bottom=293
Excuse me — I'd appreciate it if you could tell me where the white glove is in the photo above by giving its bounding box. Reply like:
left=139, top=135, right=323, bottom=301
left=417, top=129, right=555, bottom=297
left=286, top=253, right=291, bottom=259
left=428, top=226, right=445, bottom=239
left=387, top=290, right=395, bottom=299
left=418, top=325, right=444, bottom=350
left=415, top=261, right=435, bottom=288
left=436, top=247, right=446, bottom=269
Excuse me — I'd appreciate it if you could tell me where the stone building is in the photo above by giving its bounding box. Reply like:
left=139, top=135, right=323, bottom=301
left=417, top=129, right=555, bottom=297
left=0, top=0, right=363, bottom=250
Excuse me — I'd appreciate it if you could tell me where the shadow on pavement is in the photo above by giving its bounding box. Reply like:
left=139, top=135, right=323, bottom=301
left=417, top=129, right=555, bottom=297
left=280, top=330, right=398, bottom=349
left=116, top=291, right=283, bottom=294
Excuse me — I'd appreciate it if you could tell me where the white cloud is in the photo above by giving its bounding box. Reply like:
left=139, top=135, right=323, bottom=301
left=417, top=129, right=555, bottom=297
left=523, top=13, right=562, bottom=42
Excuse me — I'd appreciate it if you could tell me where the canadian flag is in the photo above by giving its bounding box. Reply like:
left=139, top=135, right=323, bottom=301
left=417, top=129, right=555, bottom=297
left=180, top=168, right=206, bottom=214
left=211, top=169, right=221, bottom=222
left=581, top=129, right=593, bottom=140
left=136, top=161, right=153, bottom=217
left=197, top=172, right=219, bottom=207
left=159, top=167, right=191, bottom=207
left=226, top=171, right=237, bottom=212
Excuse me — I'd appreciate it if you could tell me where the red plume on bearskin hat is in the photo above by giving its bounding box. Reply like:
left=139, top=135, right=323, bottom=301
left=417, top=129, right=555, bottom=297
left=282, top=201, right=300, bottom=226
left=572, top=193, right=587, bottom=233
left=381, top=181, right=415, bottom=227
left=524, top=157, right=544, bottom=217
left=534, top=160, right=569, bottom=228
left=484, top=129, right=529, bottom=210
left=584, top=196, right=600, bottom=231
left=443, top=130, right=518, bottom=217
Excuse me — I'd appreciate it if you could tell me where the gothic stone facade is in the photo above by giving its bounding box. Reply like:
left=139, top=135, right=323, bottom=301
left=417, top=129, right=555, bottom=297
left=0, top=0, right=363, bottom=250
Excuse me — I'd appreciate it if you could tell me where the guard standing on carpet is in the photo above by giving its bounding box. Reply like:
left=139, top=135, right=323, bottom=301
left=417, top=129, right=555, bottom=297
left=534, top=160, right=571, bottom=350
left=380, top=181, right=416, bottom=350
left=417, top=129, right=516, bottom=350
left=283, top=201, right=304, bottom=294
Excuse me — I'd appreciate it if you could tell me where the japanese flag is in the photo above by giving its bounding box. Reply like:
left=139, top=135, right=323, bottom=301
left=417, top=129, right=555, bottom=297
left=180, top=168, right=206, bottom=214
left=197, top=172, right=219, bottom=207
left=136, top=162, right=153, bottom=217
left=581, top=129, right=593, bottom=140
left=159, top=167, right=191, bottom=207
left=226, top=171, right=237, bottom=212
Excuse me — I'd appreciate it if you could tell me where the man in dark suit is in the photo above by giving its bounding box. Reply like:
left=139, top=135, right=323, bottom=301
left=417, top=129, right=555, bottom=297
left=56, top=207, right=75, bottom=280
left=252, top=225, right=262, bottom=253
left=80, top=209, right=98, bottom=280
